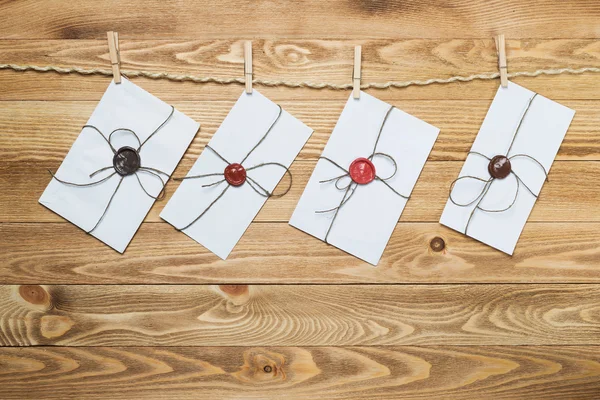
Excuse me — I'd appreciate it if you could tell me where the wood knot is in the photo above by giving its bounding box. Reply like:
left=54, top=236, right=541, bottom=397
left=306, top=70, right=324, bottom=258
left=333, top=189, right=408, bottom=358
left=233, top=348, right=320, bottom=386
left=217, top=285, right=251, bottom=307
left=219, top=285, right=249, bottom=296
left=234, top=349, right=286, bottom=383
left=40, top=315, right=74, bottom=339
left=19, top=285, right=50, bottom=306
left=430, top=237, right=446, bottom=252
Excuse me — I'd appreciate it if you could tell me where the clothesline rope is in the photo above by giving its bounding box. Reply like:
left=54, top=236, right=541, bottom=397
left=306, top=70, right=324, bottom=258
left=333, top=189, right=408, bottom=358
left=1, top=63, right=599, bottom=90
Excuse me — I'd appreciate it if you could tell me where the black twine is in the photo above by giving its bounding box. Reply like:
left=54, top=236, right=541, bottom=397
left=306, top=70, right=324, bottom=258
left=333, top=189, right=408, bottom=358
left=173, top=104, right=292, bottom=231
left=317, top=105, right=410, bottom=243
left=448, top=93, right=549, bottom=234
left=48, top=106, right=175, bottom=234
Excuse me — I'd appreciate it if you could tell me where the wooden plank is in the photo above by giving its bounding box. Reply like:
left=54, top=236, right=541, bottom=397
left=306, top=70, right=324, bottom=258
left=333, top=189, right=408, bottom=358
left=1, top=223, right=599, bottom=284
left=3, top=160, right=599, bottom=223
left=2, top=1, right=600, bottom=39
left=2, top=284, right=600, bottom=346
left=1, top=346, right=599, bottom=399
left=1, top=39, right=600, bottom=101
left=2, top=100, right=600, bottom=162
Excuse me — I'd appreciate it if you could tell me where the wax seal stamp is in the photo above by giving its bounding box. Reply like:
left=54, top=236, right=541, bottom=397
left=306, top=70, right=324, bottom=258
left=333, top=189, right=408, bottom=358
left=349, top=157, right=376, bottom=184
left=113, top=146, right=141, bottom=176
left=224, top=163, right=247, bottom=186
left=488, top=155, right=511, bottom=179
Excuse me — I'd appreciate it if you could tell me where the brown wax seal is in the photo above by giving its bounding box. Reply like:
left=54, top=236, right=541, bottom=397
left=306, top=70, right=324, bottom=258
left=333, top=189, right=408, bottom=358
left=488, top=155, right=511, bottom=179
left=224, top=163, right=247, bottom=186
left=113, top=146, right=141, bottom=176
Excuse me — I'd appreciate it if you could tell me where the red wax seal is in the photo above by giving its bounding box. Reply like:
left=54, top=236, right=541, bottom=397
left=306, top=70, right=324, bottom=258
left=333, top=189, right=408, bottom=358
left=488, top=155, right=511, bottom=179
left=224, top=163, right=247, bottom=186
left=349, top=157, right=376, bottom=184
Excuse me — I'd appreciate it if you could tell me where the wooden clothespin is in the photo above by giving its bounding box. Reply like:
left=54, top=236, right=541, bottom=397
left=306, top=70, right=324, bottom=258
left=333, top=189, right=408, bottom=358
left=494, top=34, right=508, bottom=88
left=352, top=45, right=362, bottom=99
left=244, top=41, right=253, bottom=94
left=106, top=31, right=121, bottom=84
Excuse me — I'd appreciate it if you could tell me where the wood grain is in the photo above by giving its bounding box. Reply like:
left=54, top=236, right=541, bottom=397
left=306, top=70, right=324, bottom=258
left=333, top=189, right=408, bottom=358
left=2, top=1, right=600, bottom=39
left=1, top=346, right=599, bottom=399
left=0, top=223, right=599, bottom=284
left=2, top=284, right=600, bottom=346
left=2, top=39, right=600, bottom=101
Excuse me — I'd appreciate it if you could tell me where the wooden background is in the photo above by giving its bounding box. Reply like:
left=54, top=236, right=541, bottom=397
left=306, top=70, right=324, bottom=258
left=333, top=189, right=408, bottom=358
left=1, top=1, right=600, bottom=398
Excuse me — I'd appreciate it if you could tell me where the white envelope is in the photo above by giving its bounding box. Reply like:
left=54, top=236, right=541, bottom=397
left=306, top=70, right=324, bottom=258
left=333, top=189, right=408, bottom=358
left=289, top=91, right=440, bottom=266
left=160, top=89, right=313, bottom=259
left=440, top=82, right=575, bottom=255
left=39, top=78, right=200, bottom=253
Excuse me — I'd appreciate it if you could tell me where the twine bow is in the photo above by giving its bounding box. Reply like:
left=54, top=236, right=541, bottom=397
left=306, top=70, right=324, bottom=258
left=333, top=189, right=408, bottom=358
left=317, top=105, right=410, bottom=243
left=448, top=93, right=549, bottom=234
left=173, top=105, right=292, bottom=231
left=48, top=106, right=175, bottom=234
